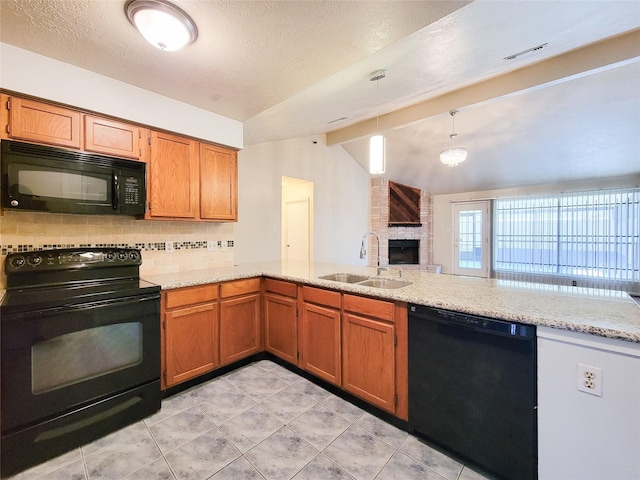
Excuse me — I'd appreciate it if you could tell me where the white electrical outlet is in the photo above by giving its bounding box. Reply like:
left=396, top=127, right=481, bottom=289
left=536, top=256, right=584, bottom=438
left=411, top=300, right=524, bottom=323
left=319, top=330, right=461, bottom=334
left=207, top=240, right=217, bottom=252
left=166, top=241, right=173, bottom=253
left=577, top=363, right=602, bottom=397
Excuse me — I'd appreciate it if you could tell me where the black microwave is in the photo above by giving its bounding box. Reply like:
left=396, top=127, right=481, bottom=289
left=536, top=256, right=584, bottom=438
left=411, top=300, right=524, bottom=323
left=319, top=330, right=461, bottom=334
left=1, top=140, right=146, bottom=217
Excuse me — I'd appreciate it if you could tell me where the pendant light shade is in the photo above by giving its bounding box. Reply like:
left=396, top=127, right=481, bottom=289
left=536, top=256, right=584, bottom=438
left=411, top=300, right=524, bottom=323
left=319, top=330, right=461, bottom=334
left=440, top=110, right=468, bottom=167
left=368, top=69, right=387, bottom=175
left=370, top=134, right=386, bottom=175
left=126, top=0, right=198, bottom=51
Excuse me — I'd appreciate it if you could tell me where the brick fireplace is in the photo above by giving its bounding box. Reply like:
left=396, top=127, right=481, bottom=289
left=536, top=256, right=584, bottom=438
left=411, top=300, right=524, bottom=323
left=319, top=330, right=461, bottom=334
left=369, top=178, right=435, bottom=270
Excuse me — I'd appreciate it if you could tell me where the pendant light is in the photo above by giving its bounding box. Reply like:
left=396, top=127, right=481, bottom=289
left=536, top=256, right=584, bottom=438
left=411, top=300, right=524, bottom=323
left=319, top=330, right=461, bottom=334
left=126, top=0, right=198, bottom=52
left=440, top=110, right=468, bottom=167
left=369, top=69, right=387, bottom=175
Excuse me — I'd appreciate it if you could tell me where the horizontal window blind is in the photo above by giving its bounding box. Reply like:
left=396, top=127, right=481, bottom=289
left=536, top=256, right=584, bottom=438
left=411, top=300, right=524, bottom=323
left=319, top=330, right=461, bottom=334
left=494, top=188, right=640, bottom=293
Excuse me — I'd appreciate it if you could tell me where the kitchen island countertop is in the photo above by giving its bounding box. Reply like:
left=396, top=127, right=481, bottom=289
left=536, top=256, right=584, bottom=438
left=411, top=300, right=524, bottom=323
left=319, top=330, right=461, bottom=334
left=143, top=261, right=640, bottom=343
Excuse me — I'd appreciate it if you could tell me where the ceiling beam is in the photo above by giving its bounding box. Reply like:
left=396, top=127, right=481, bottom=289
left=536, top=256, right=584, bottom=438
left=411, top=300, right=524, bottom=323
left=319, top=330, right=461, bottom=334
left=326, top=28, right=640, bottom=146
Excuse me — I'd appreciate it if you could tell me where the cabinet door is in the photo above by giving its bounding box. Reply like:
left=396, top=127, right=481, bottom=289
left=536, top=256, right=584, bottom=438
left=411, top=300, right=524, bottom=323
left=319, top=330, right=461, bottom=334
left=165, top=302, right=218, bottom=387
left=264, top=293, right=297, bottom=364
left=342, top=313, right=396, bottom=413
left=200, top=143, right=238, bottom=221
left=219, top=293, right=261, bottom=365
left=300, top=302, right=341, bottom=386
left=8, top=97, right=81, bottom=149
left=84, top=115, right=140, bottom=159
left=149, top=131, right=199, bottom=218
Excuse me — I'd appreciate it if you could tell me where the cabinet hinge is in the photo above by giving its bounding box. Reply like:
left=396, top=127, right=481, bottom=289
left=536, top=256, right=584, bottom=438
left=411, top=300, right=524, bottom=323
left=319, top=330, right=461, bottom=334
left=148, top=137, right=151, bottom=146
left=6, top=98, right=10, bottom=110
left=148, top=202, right=152, bottom=212
left=162, top=320, right=166, bottom=329
left=162, top=371, right=167, bottom=381
left=6, top=125, right=9, bottom=134
left=394, top=395, right=398, bottom=406
left=394, top=335, right=397, bottom=346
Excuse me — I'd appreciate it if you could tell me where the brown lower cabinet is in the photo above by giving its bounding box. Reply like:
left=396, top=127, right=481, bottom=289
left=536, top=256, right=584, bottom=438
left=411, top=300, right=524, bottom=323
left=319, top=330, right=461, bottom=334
left=299, top=286, right=342, bottom=386
left=162, top=284, right=219, bottom=389
left=161, top=278, right=408, bottom=420
left=219, top=278, right=262, bottom=366
left=264, top=279, right=298, bottom=364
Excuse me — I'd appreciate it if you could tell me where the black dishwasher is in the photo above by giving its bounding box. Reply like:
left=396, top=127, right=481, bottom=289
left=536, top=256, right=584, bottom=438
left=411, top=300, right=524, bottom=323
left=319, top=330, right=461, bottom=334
left=408, top=304, right=537, bottom=480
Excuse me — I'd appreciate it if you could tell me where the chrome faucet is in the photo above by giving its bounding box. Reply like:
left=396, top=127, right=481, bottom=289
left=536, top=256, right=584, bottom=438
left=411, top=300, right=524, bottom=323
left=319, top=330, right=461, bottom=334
left=360, top=231, right=386, bottom=275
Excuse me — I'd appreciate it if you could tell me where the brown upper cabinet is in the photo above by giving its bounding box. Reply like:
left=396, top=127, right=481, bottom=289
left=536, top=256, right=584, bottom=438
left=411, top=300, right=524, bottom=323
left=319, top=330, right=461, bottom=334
left=1, top=94, right=239, bottom=223
left=147, top=131, right=238, bottom=222
left=200, top=143, right=238, bottom=221
left=84, top=115, right=143, bottom=159
left=3, top=96, right=81, bottom=149
left=148, top=131, right=199, bottom=219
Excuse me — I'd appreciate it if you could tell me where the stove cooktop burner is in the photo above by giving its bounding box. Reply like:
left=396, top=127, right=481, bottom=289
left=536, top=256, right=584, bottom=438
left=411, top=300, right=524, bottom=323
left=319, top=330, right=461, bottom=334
left=2, top=248, right=159, bottom=314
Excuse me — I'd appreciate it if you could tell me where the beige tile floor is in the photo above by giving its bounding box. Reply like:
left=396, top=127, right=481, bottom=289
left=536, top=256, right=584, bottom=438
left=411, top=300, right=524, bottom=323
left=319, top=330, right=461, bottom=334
left=5, top=361, right=494, bottom=480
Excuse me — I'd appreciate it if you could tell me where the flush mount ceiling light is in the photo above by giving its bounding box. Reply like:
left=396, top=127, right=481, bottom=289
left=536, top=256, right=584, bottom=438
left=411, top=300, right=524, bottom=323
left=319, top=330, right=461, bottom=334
left=440, top=110, right=468, bottom=167
left=125, top=0, right=198, bottom=51
left=369, top=69, right=387, bottom=175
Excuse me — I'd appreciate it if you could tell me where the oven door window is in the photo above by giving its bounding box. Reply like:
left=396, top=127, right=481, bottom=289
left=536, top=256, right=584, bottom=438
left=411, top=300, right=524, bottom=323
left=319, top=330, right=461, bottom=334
left=18, top=169, right=108, bottom=202
left=32, top=322, right=142, bottom=394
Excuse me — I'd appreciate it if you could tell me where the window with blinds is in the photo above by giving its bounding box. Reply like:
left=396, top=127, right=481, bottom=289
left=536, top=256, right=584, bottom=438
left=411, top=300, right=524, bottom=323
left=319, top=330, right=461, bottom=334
left=494, top=188, right=640, bottom=292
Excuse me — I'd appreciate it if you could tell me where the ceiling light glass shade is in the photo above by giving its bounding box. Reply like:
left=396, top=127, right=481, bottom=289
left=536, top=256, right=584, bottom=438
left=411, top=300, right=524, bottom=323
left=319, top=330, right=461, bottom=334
left=126, top=0, right=198, bottom=51
left=440, top=147, right=468, bottom=167
left=370, top=134, right=386, bottom=174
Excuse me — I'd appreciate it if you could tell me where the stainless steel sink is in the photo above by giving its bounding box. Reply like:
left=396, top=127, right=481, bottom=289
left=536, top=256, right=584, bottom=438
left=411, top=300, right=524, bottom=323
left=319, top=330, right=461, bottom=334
left=319, top=273, right=411, bottom=289
left=319, top=273, right=370, bottom=283
left=356, top=278, right=411, bottom=289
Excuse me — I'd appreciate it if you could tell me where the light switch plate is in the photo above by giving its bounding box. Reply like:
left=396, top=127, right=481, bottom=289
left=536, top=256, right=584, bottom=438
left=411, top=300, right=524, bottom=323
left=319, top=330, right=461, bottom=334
left=207, top=240, right=217, bottom=251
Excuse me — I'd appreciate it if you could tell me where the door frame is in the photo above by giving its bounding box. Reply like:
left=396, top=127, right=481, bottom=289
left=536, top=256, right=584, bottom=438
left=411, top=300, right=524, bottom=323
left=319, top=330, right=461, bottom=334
left=452, top=201, right=490, bottom=277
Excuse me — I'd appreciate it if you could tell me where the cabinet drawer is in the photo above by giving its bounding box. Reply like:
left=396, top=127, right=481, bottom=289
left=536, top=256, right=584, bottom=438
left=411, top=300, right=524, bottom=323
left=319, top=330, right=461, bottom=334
left=165, top=284, right=218, bottom=309
left=302, top=286, right=341, bottom=309
left=343, top=294, right=394, bottom=322
left=265, top=278, right=297, bottom=298
left=220, top=278, right=261, bottom=298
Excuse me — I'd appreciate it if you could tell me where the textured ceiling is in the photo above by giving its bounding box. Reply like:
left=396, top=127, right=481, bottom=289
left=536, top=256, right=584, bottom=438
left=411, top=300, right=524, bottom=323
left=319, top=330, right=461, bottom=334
left=1, top=0, right=639, bottom=194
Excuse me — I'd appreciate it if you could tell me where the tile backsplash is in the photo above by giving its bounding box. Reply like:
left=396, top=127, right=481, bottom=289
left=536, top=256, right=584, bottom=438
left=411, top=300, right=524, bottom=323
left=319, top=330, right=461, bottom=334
left=0, top=211, right=235, bottom=288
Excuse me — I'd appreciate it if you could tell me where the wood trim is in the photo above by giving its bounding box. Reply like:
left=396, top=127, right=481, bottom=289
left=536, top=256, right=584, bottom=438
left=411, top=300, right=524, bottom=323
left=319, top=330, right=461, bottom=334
left=220, top=277, right=261, bottom=298
left=394, top=302, right=409, bottom=420
left=389, top=181, right=421, bottom=224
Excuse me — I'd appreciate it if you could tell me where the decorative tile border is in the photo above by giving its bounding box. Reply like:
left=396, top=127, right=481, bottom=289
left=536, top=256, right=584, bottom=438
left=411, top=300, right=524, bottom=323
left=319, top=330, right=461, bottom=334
left=0, top=241, right=234, bottom=256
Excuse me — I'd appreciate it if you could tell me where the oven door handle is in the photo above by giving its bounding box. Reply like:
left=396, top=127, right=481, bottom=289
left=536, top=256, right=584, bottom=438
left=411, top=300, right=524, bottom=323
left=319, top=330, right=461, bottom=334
left=9, top=293, right=160, bottom=320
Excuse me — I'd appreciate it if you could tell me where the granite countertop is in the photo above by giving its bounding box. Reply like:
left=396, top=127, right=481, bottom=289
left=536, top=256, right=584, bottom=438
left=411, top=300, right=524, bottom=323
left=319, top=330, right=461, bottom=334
left=143, top=261, right=640, bottom=344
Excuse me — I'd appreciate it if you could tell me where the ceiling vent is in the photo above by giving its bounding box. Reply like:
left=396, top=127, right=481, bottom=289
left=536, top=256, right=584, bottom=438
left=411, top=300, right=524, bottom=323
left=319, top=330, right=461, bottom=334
left=503, top=43, right=548, bottom=61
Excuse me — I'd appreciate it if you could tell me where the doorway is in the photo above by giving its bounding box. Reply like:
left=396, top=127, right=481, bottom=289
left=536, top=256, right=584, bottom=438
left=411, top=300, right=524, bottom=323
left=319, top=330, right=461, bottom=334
left=282, top=177, right=313, bottom=263
left=453, top=201, right=490, bottom=277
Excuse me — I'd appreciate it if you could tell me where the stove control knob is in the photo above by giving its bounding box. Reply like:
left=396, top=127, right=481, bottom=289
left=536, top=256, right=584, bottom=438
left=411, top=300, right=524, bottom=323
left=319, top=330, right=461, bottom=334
left=9, top=256, right=26, bottom=269
left=118, top=251, right=128, bottom=261
left=10, top=200, right=18, bottom=207
left=106, top=252, right=116, bottom=261
left=128, top=251, right=140, bottom=262
left=28, top=255, right=43, bottom=266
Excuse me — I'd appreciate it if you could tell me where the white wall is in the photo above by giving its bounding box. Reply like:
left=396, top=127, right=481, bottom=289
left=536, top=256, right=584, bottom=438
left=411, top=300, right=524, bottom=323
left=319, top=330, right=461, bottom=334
left=0, top=43, right=242, bottom=149
left=433, top=175, right=640, bottom=274
left=235, top=136, right=370, bottom=265
left=537, top=326, right=640, bottom=480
